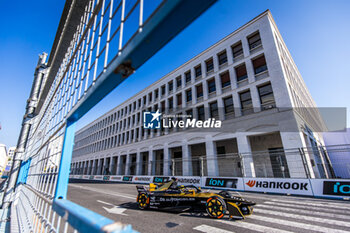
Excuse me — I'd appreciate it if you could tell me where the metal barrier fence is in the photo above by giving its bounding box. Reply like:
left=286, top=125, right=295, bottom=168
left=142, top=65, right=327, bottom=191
left=2, top=0, right=217, bottom=232
left=71, top=145, right=350, bottom=179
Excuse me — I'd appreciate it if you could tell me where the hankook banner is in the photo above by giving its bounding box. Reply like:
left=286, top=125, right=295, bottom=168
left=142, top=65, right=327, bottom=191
left=243, top=178, right=312, bottom=195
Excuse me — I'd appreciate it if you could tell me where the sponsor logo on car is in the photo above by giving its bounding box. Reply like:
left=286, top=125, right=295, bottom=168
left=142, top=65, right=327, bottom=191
left=245, top=180, right=309, bottom=190
left=205, top=178, right=238, bottom=188
left=123, top=176, right=133, bottom=182
left=153, top=177, right=170, bottom=183
left=323, top=181, right=350, bottom=196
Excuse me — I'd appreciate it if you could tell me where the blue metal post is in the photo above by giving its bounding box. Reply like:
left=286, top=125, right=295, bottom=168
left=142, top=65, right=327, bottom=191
left=55, top=120, right=76, bottom=199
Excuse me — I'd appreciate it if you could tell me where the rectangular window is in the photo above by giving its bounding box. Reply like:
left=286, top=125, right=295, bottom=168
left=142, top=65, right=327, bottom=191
left=148, top=92, right=152, bottom=103
left=168, top=81, right=173, bottom=92
left=138, top=99, right=141, bottom=108
left=161, top=85, right=166, bottom=95
left=223, top=96, right=234, bottom=114
left=185, top=71, right=191, bottom=83
left=248, top=31, right=262, bottom=50
left=235, top=63, right=248, bottom=82
left=176, top=76, right=182, bottom=88
left=186, top=109, right=193, bottom=119
left=253, top=55, right=267, bottom=74
left=168, top=97, right=173, bottom=110
left=186, top=89, right=192, bottom=102
left=196, top=84, right=203, bottom=98
left=218, top=50, right=228, bottom=66
left=143, top=96, right=146, bottom=105
left=220, top=72, right=231, bottom=88
left=177, top=93, right=182, bottom=106
left=207, top=78, right=216, bottom=93
left=195, top=65, right=202, bottom=77
left=197, top=105, right=205, bottom=121
left=155, top=89, right=159, bottom=99
left=209, top=101, right=219, bottom=118
left=206, top=58, right=214, bottom=73
left=232, top=42, right=243, bottom=59
left=258, top=83, right=275, bottom=109
left=240, top=90, right=253, bottom=114
left=161, top=101, right=165, bottom=111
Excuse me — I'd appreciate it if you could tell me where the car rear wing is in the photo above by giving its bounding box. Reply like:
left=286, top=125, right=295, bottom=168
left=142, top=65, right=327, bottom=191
left=136, top=185, right=148, bottom=193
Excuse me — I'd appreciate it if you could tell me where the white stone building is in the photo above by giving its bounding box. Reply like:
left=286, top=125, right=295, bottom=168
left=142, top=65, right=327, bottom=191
left=0, top=144, right=8, bottom=174
left=70, top=10, right=332, bottom=179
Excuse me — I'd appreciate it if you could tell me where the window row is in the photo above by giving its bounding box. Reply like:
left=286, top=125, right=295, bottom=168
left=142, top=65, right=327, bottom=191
left=75, top=31, right=264, bottom=142
left=74, top=83, right=275, bottom=155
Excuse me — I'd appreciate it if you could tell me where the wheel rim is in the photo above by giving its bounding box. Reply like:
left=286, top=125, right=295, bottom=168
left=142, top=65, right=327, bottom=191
left=138, top=193, right=149, bottom=209
left=206, top=197, right=225, bottom=218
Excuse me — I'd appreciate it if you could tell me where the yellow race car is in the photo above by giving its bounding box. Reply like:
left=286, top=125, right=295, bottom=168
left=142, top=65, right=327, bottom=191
left=136, top=178, right=255, bottom=219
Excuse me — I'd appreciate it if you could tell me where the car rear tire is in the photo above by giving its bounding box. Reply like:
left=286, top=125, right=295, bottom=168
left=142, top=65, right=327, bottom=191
left=137, top=193, right=149, bottom=210
left=206, top=196, right=226, bottom=219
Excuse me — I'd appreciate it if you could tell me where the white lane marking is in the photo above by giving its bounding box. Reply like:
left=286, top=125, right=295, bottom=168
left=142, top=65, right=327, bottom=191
left=263, top=201, right=350, bottom=215
left=258, top=204, right=350, bottom=220
left=102, top=206, right=128, bottom=216
left=270, top=199, right=350, bottom=210
left=97, top=200, right=114, bottom=206
left=251, top=214, right=349, bottom=233
left=69, top=184, right=135, bottom=199
left=193, top=224, right=235, bottom=233
left=254, top=208, right=350, bottom=228
left=217, top=219, right=293, bottom=233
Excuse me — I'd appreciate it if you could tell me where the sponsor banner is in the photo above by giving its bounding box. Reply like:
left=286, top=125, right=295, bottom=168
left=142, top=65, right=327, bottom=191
left=103, top=175, right=110, bottom=181
left=110, top=176, right=122, bottom=181
left=82, top=175, right=90, bottom=179
left=243, top=178, right=312, bottom=195
left=175, top=176, right=201, bottom=186
left=133, top=176, right=153, bottom=183
left=94, top=175, right=103, bottom=180
left=204, top=177, right=244, bottom=190
left=89, top=175, right=94, bottom=180
left=153, top=176, right=170, bottom=183
left=73, top=175, right=80, bottom=179
left=310, top=179, right=350, bottom=199
left=122, top=176, right=133, bottom=182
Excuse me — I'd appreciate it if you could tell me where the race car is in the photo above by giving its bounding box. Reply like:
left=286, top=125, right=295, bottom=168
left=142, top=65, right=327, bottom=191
left=136, top=178, right=255, bottom=219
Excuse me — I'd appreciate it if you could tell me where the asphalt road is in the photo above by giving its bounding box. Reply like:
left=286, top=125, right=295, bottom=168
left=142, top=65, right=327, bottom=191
left=67, top=181, right=350, bottom=233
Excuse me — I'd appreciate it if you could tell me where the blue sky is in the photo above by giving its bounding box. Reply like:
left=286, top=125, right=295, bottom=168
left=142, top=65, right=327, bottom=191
left=0, top=0, right=349, bottom=148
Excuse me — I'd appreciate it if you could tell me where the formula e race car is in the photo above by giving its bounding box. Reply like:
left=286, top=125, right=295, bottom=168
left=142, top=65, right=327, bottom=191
left=136, top=178, right=255, bottom=219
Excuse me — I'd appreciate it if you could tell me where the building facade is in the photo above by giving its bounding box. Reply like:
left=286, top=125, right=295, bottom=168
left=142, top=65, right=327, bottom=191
left=0, top=144, right=8, bottom=174
left=70, top=10, right=332, bottom=179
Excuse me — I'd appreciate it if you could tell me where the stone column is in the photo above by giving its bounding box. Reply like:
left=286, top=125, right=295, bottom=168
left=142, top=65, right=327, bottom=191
left=148, top=149, right=155, bottom=175
left=136, top=151, right=142, bottom=175
left=163, top=145, right=171, bottom=176
left=237, top=134, right=255, bottom=177
left=205, top=138, right=219, bottom=176
left=182, top=143, right=192, bottom=176
left=280, top=132, right=311, bottom=178
left=125, top=154, right=131, bottom=175
left=116, top=155, right=122, bottom=175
